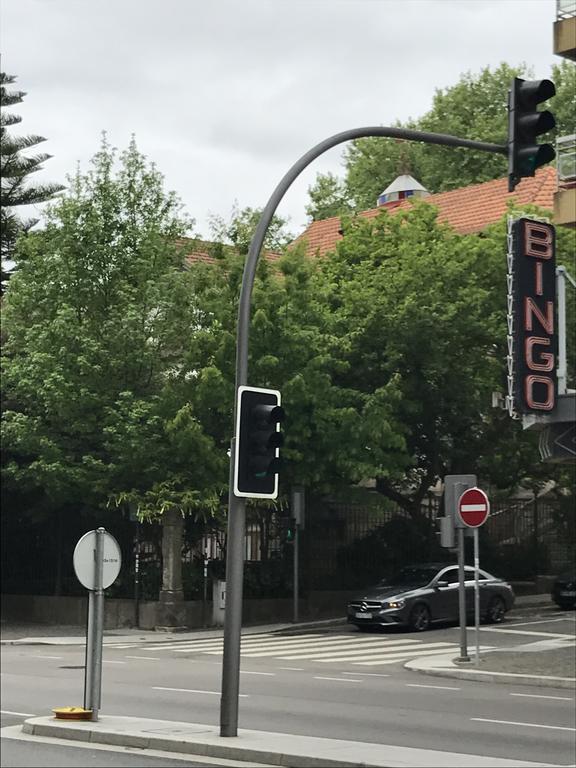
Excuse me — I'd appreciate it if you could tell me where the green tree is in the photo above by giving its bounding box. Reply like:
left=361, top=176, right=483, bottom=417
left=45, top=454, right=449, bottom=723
left=1, top=136, right=226, bottom=523
left=207, top=203, right=293, bottom=256
left=0, top=72, right=65, bottom=290
left=305, top=171, right=352, bottom=221
left=314, top=201, right=575, bottom=512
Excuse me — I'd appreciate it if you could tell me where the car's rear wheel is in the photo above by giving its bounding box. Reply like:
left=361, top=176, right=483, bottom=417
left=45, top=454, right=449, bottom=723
left=408, top=603, right=430, bottom=632
left=485, top=596, right=506, bottom=624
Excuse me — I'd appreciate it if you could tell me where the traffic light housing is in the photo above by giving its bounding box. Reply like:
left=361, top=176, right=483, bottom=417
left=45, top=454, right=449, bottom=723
left=233, top=386, right=284, bottom=499
left=508, top=77, right=556, bottom=193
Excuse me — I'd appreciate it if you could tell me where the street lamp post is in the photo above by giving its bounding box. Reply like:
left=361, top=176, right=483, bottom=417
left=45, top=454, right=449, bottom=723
left=219, top=125, right=507, bottom=737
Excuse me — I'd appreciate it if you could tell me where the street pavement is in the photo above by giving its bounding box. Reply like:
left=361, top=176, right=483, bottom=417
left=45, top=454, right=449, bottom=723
left=2, top=594, right=574, bottom=767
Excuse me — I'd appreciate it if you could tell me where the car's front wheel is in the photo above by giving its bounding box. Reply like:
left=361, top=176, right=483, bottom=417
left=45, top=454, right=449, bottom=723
left=408, top=603, right=430, bottom=632
left=485, top=596, right=506, bottom=624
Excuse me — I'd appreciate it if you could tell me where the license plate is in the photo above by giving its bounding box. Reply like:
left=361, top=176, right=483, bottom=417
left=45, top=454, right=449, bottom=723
left=560, top=590, right=576, bottom=597
left=355, top=611, right=372, bottom=619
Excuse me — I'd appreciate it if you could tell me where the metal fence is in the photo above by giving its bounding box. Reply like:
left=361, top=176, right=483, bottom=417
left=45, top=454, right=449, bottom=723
left=1, top=494, right=572, bottom=601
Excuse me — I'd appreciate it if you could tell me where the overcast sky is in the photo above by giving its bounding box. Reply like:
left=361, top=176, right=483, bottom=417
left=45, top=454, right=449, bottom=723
left=1, top=0, right=559, bottom=240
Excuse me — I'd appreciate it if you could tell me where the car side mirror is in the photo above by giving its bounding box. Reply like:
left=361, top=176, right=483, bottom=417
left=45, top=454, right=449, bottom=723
left=435, top=580, right=449, bottom=588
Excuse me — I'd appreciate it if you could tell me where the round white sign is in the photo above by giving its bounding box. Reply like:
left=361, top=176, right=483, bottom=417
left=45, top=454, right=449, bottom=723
left=73, top=529, right=122, bottom=590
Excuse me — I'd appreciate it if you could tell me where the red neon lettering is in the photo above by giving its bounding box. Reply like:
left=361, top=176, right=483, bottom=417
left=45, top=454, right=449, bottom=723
left=525, top=375, right=555, bottom=410
left=525, top=337, right=554, bottom=372
left=524, top=222, right=553, bottom=260
left=524, top=297, right=554, bottom=334
left=534, top=261, right=543, bottom=296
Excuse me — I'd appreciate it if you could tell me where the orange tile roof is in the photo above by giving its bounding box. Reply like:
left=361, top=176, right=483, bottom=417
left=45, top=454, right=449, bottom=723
left=178, top=238, right=282, bottom=268
left=294, top=167, right=557, bottom=258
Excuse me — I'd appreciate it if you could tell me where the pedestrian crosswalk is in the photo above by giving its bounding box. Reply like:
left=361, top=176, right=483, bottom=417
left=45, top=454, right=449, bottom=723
left=108, top=632, right=490, bottom=667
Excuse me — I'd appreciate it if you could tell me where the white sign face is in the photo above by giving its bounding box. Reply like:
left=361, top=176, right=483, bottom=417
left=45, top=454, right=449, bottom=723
left=73, top=530, right=122, bottom=590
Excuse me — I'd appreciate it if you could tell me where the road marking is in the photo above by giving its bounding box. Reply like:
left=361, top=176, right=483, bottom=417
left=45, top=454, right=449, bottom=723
left=507, top=618, right=575, bottom=628
left=146, top=632, right=324, bottom=650
left=278, top=667, right=304, bottom=671
left=239, top=670, right=275, bottom=676
left=105, top=644, right=138, bottom=649
left=152, top=686, right=249, bottom=698
left=480, top=628, right=575, bottom=638
left=472, top=717, right=576, bottom=732
left=244, top=638, right=420, bottom=659
left=342, top=672, right=390, bottom=677
left=313, top=676, right=362, bottom=682
left=1, top=710, right=36, bottom=717
left=510, top=693, right=574, bottom=701
left=28, top=655, right=63, bottom=660
left=125, top=655, right=161, bottom=661
left=102, top=660, right=126, bottom=664
left=354, top=645, right=465, bottom=666
left=406, top=683, right=461, bottom=691
left=308, top=642, right=456, bottom=663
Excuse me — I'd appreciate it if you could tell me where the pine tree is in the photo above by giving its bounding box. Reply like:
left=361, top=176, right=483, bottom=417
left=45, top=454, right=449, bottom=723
left=1, top=72, right=65, bottom=290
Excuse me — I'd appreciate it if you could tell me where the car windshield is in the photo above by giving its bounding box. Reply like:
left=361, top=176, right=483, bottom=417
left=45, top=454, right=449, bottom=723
left=379, top=567, right=438, bottom=588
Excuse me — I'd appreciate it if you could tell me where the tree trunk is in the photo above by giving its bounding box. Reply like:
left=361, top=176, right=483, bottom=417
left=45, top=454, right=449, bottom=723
left=157, top=509, right=186, bottom=629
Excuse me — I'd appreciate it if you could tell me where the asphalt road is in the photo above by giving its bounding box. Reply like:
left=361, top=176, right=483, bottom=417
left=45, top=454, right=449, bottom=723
left=2, top=608, right=575, bottom=767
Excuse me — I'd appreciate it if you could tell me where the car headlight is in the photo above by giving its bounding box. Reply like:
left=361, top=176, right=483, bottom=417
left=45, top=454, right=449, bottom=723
left=383, top=599, right=406, bottom=610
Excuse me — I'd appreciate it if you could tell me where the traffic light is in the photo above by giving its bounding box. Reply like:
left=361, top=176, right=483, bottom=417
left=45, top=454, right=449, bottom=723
left=233, top=386, right=284, bottom=499
left=508, top=77, right=556, bottom=193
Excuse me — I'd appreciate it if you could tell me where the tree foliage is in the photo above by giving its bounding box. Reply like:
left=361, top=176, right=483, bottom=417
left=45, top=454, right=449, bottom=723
left=0, top=72, right=65, bottom=289
left=1, top=136, right=227, bottom=522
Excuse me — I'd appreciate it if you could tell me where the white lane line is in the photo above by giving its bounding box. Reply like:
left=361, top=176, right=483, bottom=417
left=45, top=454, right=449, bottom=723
left=355, top=645, right=464, bottom=666
left=28, top=655, right=63, bottom=660
left=480, top=628, right=575, bottom=638
left=510, top=693, right=574, bottom=701
left=146, top=633, right=324, bottom=650
left=102, top=660, right=126, bottom=664
left=342, top=672, right=390, bottom=677
left=472, top=717, right=576, bottom=732
left=1, top=710, right=36, bottom=717
left=105, top=644, right=138, bottom=649
left=152, top=686, right=249, bottom=698
left=278, top=667, right=304, bottom=671
left=314, top=677, right=362, bottom=683
left=506, top=618, right=576, bottom=627
left=125, top=656, right=161, bottom=661
left=239, top=670, right=275, bottom=676
left=310, top=642, right=456, bottom=663
left=243, top=638, right=421, bottom=659
left=174, top=636, right=334, bottom=654
left=406, top=683, right=461, bottom=691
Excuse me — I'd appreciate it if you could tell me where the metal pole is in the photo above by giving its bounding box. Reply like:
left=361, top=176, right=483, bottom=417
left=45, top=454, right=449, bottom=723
left=84, top=592, right=94, bottom=711
left=203, top=552, right=209, bottom=628
left=457, top=527, right=469, bottom=662
left=220, top=440, right=245, bottom=737
left=293, top=523, right=299, bottom=624
left=90, top=527, right=105, bottom=721
left=220, top=125, right=506, bottom=737
left=134, top=521, right=140, bottom=629
left=474, top=528, right=480, bottom=666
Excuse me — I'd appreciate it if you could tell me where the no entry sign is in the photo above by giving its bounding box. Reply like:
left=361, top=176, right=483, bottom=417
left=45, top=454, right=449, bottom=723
left=457, top=487, right=490, bottom=528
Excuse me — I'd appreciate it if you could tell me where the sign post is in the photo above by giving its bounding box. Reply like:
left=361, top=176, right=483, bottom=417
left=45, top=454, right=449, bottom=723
left=457, top=488, right=490, bottom=665
left=73, top=528, right=121, bottom=721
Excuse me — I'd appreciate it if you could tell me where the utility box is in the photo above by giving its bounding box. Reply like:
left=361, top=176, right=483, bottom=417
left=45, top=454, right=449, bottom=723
left=444, top=474, right=477, bottom=528
left=212, top=580, right=226, bottom=626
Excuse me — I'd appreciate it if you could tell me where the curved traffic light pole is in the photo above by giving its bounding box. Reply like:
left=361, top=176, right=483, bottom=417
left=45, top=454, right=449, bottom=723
left=220, top=126, right=507, bottom=737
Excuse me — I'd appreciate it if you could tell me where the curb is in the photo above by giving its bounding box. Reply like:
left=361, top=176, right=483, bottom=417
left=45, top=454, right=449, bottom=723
left=21, top=715, right=557, bottom=768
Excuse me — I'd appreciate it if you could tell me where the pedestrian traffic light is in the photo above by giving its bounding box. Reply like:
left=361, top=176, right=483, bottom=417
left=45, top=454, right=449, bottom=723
left=508, top=77, right=556, bottom=193
left=233, top=386, right=284, bottom=499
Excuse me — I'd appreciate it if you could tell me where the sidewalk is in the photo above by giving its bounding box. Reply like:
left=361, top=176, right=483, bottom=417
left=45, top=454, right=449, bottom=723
left=21, top=714, right=558, bottom=768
